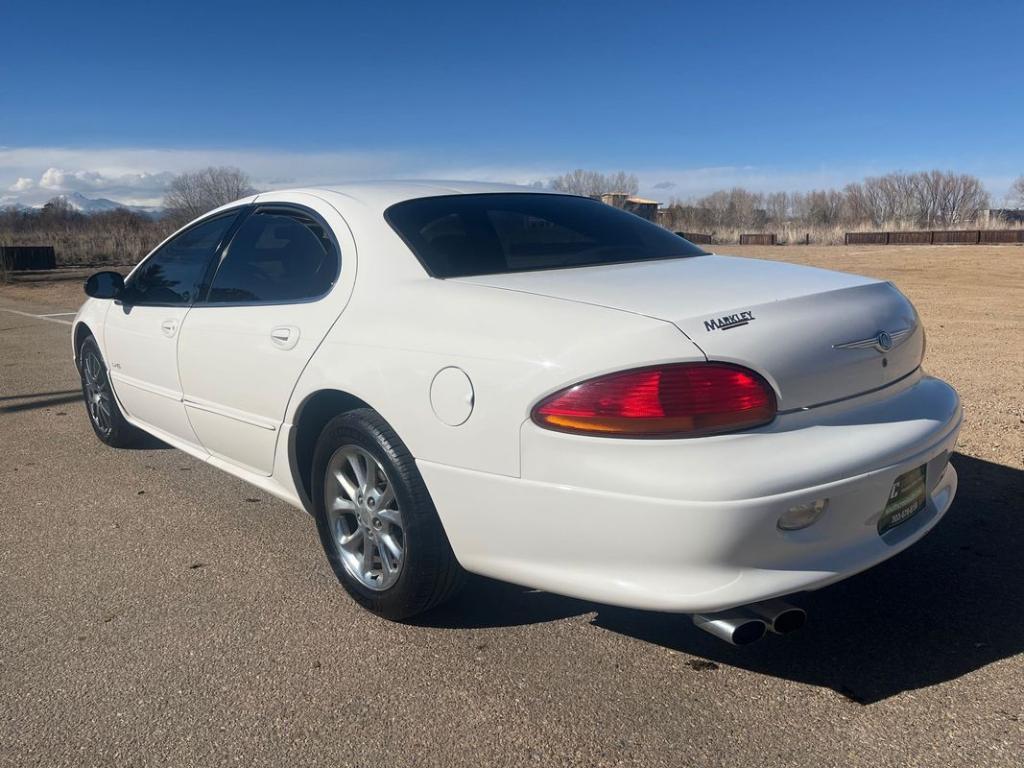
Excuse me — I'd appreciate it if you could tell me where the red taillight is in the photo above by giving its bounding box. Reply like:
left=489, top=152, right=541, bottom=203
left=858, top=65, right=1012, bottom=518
left=531, top=363, right=776, bottom=438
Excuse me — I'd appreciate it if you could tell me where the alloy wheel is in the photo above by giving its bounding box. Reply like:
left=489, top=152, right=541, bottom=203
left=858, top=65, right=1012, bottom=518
left=82, top=351, right=115, bottom=438
left=323, top=445, right=405, bottom=591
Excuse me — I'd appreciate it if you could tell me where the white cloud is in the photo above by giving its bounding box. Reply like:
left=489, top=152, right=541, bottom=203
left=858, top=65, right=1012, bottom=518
left=40, top=167, right=102, bottom=190
left=0, top=146, right=415, bottom=208
left=34, top=166, right=177, bottom=203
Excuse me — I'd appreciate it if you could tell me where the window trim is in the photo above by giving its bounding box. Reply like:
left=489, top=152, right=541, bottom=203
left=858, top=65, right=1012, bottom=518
left=120, top=207, right=247, bottom=308
left=383, top=192, right=707, bottom=279
left=194, top=203, right=342, bottom=308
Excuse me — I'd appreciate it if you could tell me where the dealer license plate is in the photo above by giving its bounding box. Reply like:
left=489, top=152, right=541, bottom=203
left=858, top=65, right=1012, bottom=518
left=878, top=465, right=927, bottom=535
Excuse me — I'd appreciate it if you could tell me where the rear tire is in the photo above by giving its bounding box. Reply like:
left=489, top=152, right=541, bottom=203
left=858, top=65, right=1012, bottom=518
left=77, top=335, right=142, bottom=448
left=312, top=408, right=463, bottom=620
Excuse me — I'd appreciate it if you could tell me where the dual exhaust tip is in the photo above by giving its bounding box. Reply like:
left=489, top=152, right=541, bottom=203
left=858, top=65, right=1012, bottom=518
left=692, top=599, right=806, bottom=645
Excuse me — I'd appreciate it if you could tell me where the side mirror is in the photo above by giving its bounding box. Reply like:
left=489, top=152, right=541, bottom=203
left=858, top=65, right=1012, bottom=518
left=84, top=271, right=125, bottom=300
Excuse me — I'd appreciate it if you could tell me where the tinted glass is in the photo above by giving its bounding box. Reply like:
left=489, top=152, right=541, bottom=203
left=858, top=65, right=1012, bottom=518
left=385, top=193, right=706, bottom=278
left=207, top=209, right=339, bottom=303
left=126, top=213, right=237, bottom=305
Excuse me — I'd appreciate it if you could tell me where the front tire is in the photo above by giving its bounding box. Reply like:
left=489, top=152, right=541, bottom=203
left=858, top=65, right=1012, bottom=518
left=311, top=408, right=463, bottom=620
left=77, top=335, right=142, bottom=448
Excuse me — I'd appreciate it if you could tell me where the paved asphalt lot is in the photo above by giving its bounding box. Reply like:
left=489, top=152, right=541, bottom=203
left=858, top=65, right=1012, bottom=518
left=1, top=257, right=1022, bottom=766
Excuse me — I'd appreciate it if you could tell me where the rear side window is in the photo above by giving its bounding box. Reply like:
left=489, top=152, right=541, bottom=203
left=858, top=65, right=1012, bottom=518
left=207, top=208, right=339, bottom=303
left=385, top=193, right=706, bottom=278
left=126, top=212, right=238, bottom=305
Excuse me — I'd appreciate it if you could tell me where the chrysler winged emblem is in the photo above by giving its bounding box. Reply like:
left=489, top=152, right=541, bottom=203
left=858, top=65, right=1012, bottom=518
left=833, top=327, right=912, bottom=353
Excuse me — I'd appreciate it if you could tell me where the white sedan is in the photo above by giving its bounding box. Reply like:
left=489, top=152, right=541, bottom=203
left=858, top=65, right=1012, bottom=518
left=74, top=182, right=960, bottom=644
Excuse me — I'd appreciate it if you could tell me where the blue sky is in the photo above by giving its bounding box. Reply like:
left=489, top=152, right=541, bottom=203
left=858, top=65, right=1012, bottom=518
left=2, top=0, right=1021, bottom=207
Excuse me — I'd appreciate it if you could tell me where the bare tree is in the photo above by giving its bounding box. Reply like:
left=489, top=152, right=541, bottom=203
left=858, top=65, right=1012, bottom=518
left=1011, top=176, right=1024, bottom=207
left=605, top=171, right=640, bottom=196
left=837, top=171, right=987, bottom=228
left=765, top=191, right=789, bottom=225
left=549, top=169, right=639, bottom=197
left=930, top=172, right=989, bottom=226
left=164, top=167, right=256, bottom=224
left=655, top=168, right=992, bottom=242
left=792, top=189, right=845, bottom=226
left=40, top=196, right=79, bottom=221
left=694, top=188, right=766, bottom=229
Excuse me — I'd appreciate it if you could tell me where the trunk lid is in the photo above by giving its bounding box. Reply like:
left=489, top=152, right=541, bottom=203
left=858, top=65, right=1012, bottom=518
left=454, top=255, right=924, bottom=411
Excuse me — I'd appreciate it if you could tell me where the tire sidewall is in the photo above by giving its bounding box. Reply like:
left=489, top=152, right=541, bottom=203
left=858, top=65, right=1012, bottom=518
left=311, top=411, right=442, bottom=616
left=78, top=337, right=114, bottom=442
left=78, top=335, right=137, bottom=447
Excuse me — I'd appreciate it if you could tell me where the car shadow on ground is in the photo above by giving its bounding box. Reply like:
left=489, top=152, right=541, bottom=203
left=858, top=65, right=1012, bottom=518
left=132, top=433, right=172, bottom=450
left=420, top=454, right=1023, bottom=704
left=0, top=390, right=170, bottom=450
left=0, top=389, right=82, bottom=402
left=0, top=391, right=83, bottom=414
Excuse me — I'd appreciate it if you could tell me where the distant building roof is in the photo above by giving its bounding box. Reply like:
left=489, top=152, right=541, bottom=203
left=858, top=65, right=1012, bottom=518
left=598, top=192, right=662, bottom=214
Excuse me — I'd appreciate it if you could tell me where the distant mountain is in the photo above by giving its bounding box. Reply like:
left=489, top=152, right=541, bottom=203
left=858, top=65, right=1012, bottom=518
left=0, top=201, right=33, bottom=212
left=46, top=192, right=161, bottom=217
left=0, top=192, right=160, bottom=217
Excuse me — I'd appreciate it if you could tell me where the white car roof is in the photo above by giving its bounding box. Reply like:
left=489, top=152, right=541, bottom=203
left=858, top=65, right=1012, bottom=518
left=257, top=180, right=563, bottom=212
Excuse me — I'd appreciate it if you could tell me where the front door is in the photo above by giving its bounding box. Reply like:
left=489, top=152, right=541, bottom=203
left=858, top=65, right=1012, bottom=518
left=177, top=195, right=350, bottom=475
left=104, top=210, right=241, bottom=445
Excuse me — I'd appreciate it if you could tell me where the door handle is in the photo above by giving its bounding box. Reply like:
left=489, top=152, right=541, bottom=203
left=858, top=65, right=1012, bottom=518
left=160, top=319, right=178, bottom=337
left=270, top=325, right=300, bottom=350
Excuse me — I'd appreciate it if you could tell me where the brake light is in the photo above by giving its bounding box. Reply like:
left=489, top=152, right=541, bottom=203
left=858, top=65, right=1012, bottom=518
left=531, top=363, right=776, bottom=437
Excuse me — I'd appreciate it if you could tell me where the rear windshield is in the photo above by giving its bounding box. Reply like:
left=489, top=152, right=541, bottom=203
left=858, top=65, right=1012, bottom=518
left=385, top=193, right=707, bottom=278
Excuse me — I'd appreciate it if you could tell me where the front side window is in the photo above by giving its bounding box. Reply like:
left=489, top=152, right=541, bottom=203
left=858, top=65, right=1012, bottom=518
left=207, top=208, right=339, bottom=303
left=385, top=193, right=707, bottom=278
left=126, top=212, right=238, bottom=305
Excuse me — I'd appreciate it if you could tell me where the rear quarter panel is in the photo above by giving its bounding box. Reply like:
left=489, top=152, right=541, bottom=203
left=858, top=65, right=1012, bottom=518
left=290, top=279, right=701, bottom=476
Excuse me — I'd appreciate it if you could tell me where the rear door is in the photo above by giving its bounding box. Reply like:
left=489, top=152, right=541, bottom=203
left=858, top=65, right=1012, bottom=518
left=176, top=193, right=354, bottom=475
left=103, top=210, right=241, bottom=445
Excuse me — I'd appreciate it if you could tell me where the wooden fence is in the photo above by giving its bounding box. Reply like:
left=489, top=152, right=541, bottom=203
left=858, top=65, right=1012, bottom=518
left=739, top=233, right=777, bottom=245
left=979, top=230, right=1024, bottom=244
left=0, top=246, right=57, bottom=270
left=845, top=230, right=1024, bottom=245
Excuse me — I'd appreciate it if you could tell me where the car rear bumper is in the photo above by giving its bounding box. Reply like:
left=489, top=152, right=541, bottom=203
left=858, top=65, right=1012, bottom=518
left=418, top=374, right=962, bottom=613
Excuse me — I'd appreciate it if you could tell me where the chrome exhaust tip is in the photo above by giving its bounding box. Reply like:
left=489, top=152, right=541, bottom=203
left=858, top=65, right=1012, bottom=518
left=691, top=610, right=768, bottom=646
left=747, top=599, right=806, bottom=635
